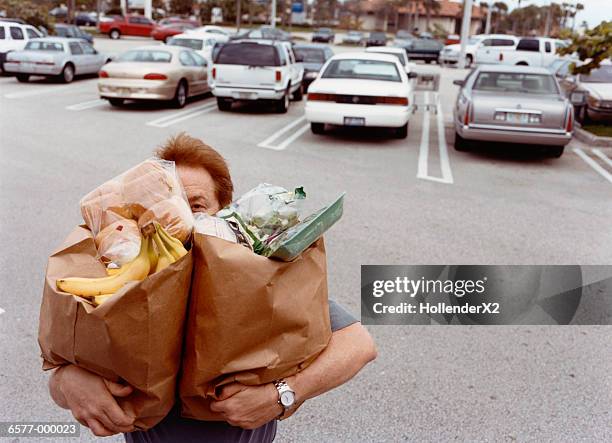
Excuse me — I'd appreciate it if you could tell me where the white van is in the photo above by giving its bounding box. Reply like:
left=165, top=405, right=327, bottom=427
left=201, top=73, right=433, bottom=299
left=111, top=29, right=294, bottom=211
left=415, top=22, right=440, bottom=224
left=0, top=21, right=44, bottom=71
left=442, top=34, right=517, bottom=67
left=478, top=37, right=566, bottom=67
left=211, top=39, right=304, bottom=113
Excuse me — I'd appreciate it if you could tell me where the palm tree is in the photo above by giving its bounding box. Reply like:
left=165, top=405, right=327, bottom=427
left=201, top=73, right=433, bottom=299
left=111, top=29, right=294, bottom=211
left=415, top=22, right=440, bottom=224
left=423, top=0, right=440, bottom=32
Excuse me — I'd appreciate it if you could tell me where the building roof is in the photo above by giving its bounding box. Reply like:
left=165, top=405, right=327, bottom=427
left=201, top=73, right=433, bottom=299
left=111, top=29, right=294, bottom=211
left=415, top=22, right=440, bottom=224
left=359, top=0, right=483, bottom=20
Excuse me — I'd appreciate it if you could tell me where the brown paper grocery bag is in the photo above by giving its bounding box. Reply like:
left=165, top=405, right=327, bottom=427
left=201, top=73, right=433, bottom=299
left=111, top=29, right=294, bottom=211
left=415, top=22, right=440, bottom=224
left=38, top=225, right=193, bottom=430
left=179, top=233, right=332, bottom=420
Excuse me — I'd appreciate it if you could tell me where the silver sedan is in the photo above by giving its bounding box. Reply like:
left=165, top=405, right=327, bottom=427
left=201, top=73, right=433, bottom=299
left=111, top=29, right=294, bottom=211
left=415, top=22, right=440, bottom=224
left=4, top=37, right=110, bottom=83
left=453, top=65, right=574, bottom=157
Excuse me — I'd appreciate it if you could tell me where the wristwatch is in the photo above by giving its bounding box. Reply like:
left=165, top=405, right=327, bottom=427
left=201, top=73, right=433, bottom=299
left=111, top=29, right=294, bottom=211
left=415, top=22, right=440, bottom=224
left=274, top=379, right=295, bottom=419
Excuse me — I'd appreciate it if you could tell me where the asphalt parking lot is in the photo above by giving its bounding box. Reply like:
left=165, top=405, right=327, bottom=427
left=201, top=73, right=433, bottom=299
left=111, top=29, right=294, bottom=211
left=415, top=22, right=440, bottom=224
left=1, top=36, right=611, bottom=442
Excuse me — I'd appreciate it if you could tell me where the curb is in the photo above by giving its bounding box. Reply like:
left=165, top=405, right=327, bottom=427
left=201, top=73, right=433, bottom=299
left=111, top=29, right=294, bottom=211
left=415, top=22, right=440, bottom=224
left=573, top=127, right=612, bottom=148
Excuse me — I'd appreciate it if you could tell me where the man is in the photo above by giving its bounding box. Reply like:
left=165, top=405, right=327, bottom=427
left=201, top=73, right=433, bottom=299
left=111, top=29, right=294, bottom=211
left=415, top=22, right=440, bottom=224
left=48, top=133, right=377, bottom=441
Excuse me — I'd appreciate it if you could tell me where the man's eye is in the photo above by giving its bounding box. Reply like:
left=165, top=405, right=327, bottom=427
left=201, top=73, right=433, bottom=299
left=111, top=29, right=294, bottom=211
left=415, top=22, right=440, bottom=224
left=191, top=204, right=207, bottom=213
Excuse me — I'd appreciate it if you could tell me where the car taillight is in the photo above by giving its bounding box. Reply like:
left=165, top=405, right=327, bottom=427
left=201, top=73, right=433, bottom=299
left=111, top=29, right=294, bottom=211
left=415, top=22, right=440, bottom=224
left=143, top=73, right=167, bottom=80
left=212, top=67, right=216, bottom=79
left=308, top=93, right=335, bottom=101
left=99, top=70, right=109, bottom=78
left=464, top=101, right=472, bottom=125
left=377, top=96, right=409, bottom=106
left=565, top=106, right=573, bottom=132
left=275, top=70, right=281, bottom=82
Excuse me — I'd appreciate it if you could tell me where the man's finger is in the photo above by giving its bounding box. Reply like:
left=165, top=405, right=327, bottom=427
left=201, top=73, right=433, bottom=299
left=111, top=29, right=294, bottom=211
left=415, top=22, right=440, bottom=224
left=102, top=399, right=135, bottom=428
left=97, top=410, right=134, bottom=434
left=104, top=379, right=133, bottom=397
left=218, top=383, right=247, bottom=400
left=86, top=418, right=115, bottom=437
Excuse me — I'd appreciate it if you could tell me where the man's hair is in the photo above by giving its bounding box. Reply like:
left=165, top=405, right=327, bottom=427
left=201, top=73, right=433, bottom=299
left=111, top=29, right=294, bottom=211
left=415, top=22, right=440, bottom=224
left=156, top=133, right=233, bottom=208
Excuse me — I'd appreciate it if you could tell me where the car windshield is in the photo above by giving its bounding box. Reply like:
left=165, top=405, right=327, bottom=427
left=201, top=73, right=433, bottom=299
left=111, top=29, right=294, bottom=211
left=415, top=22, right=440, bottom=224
left=215, top=43, right=279, bottom=66
left=25, top=41, right=64, bottom=51
left=322, top=59, right=401, bottom=82
left=370, top=33, right=386, bottom=39
left=317, top=28, right=331, bottom=34
left=294, top=48, right=325, bottom=63
left=117, top=50, right=172, bottom=62
left=581, top=65, right=612, bottom=83
left=348, top=31, right=361, bottom=36
left=473, top=72, right=559, bottom=94
left=371, top=51, right=406, bottom=65
left=168, top=38, right=203, bottom=50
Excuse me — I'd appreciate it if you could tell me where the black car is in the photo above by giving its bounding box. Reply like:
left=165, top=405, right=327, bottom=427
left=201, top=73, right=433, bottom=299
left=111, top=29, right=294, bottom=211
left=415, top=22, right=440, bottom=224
left=231, top=26, right=292, bottom=41
left=55, top=24, right=94, bottom=44
left=365, top=32, right=387, bottom=47
left=75, top=12, right=97, bottom=27
left=292, top=43, right=334, bottom=92
left=402, top=38, right=443, bottom=63
left=311, top=27, right=334, bottom=43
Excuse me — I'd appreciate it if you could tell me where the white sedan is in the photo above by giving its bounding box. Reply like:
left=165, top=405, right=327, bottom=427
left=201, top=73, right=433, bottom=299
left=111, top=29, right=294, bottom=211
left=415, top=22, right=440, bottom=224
left=305, top=52, right=415, bottom=138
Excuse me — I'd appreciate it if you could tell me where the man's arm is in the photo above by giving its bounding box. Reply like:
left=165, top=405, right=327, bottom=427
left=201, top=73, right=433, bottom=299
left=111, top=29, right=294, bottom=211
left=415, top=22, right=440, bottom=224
left=48, top=365, right=136, bottom=436
left=210, top=322, right=377, bottom=429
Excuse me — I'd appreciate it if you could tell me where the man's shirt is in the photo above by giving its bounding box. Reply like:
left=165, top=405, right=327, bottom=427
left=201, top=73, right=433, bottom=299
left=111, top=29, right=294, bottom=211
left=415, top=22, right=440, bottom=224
left=125, top=299, right=357, bottom=443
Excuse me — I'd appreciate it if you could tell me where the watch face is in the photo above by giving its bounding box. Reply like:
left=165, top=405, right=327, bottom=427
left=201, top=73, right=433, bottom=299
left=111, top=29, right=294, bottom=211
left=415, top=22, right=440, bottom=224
left=280, top=391, right=295, bottom=407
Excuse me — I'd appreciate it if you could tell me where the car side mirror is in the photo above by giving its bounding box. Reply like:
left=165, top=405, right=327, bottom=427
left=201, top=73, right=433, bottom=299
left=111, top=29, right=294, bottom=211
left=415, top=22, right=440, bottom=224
left=570, top=91, right=587, bottom=105
left=408, top=71, right=418, bottom=79
left=453, top=79, right=464, bottom=86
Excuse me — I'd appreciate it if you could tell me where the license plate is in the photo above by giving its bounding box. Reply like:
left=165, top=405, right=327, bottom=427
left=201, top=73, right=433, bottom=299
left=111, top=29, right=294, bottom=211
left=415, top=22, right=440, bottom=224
left=344, top=117, right=365, bottom=126
left=506, top=112, right=530, bottom=124
left=237, top=92, right=255, bottom=99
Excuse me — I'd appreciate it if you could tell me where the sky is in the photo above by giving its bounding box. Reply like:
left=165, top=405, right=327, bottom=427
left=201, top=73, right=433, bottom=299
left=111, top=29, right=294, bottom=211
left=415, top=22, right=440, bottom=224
left=496, top=0, right=611, bottom=28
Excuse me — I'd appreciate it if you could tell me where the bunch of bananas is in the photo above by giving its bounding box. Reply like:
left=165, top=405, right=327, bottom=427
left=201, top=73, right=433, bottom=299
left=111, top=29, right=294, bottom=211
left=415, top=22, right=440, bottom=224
left=56, top=222, right=188, bottom=306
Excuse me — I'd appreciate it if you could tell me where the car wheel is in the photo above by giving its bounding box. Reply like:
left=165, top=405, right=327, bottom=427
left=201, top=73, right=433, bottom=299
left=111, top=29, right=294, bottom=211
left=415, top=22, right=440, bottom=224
left=425, top=59, right=432, bottom=64
left=16, top=74, right=29, bottom=83
left=108, top=98, right=124, bottom=107
left=292, top=84, right=303, bottom=101
left=60, top=64, right=75, bottom=83
left=109, top=29, right=121, bottom=40
left=311, top=122, right=325, bottom=134
left=217, top=97, right=232, bottom=111
left=454, top=132, right=470, bottom=151
left=394, top=123, right=409, bottom=139
left=275, top=89, right=289, bottom=114
left=549, top=146, right=564, bottom=158
left=172, top=80, right=187, bottom=108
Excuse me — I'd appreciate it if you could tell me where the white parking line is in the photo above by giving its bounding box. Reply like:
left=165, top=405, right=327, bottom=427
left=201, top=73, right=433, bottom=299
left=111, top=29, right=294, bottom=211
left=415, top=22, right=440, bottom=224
left=592, top=148, right=612, bottom=169
left=66, top=99, right=107, bottom=111
left=257, top=116, right=307, bottom=150
left=417, top=91, right=453, bottom=184
left=145, top=102, right=217, bottom=128
left=573, top=147, right=612, bottom=184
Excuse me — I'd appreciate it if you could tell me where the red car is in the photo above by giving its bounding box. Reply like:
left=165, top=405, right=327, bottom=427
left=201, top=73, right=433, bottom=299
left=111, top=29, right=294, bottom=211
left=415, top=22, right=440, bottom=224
left=151, top=23, right=196, bottom=42
left=99, top=14, right=156, bottom=39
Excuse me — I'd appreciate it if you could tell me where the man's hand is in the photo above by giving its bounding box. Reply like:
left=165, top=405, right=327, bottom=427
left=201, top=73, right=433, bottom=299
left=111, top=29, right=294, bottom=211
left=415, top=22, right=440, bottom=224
left=209, top=383, right=283, bottom=430
left=50, top=365, right=135, bottom=437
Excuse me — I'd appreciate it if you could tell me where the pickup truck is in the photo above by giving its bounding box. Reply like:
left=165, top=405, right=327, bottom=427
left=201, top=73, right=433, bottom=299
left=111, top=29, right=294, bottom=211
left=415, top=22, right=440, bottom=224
left=488, top=37, right=565, bottom=67
left=211, top=39, right=304, bottom=113
left=99, top=15, right=155, bottom=40
left=0, top=21, right=44, bottom=72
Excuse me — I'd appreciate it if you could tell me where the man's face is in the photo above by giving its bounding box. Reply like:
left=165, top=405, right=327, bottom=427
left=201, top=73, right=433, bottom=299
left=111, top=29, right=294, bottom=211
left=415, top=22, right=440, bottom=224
left=176, top=163, right=221, bottom=215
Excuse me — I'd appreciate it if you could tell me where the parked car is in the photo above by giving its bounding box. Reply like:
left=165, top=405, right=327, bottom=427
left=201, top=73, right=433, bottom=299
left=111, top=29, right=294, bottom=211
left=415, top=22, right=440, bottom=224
left=452, top=65, right=574, bottom=157
left=402, top=38, right=443, bottom=63
left=75, top=12, right=98, bottom=26
left=396, top=30, right=414, bottom=40
left=342, top=31, right=364, bottom=45
left=0, top=20, right=44, bottom=71
left=99, top=15, right=156, bottom=39
left=211, top=39, right=303, bottom=113
left=231, top=26, right=291, bottom=42
left=151, top=23, right=196, bottom=42
left=365, top=32, right=387, bottom=47
left=305, top=52, right=414, bottom=139
left=365, top=46, right=417, bottom=78
left=98, top=45, right=210, bottom=108
left=441, top=34, right=517, bottom=67
left=4, top=37, right=109, bottom=83
left=167, top=33, right=218, bottom=62
left=158, top=17, right=200, bottom=27
left=486, top=37, right=566, bottom=67
left=54, top=24, right=94, bottom=44
left=293, top=43, right=334, bottom=92
left=554, top=60, right=612, bottom=123
left=189, top=25, right=231, bottom=43
left=445, top=34, right=460, bottom=45
left=312, top=28, right=334, bottom=43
